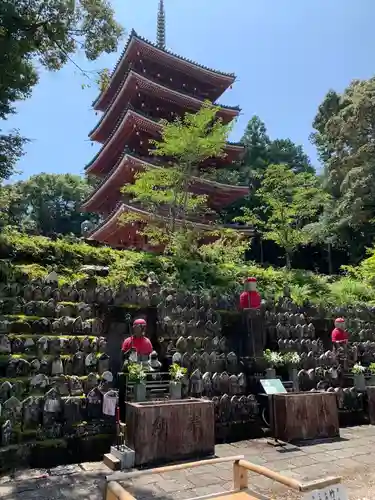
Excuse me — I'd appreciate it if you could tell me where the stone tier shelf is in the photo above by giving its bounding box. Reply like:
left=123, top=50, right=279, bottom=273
left=0, top=383, right=118, bottom=450
left=0, top=282, right=152, bottom=307
left=0, top=343, right=110, bottom=384
left=264, top=301, right=375, bottom=337
left=0, top=278, right=240, bottom=312
left=0, top=369, right=111, bottom=396
left=0, top=432, right=114, bottom=472
left=0, top=314, right=104, bottom=336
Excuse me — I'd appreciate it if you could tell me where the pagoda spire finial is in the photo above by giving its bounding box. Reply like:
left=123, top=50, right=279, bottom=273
left=157, top=0, right=166, bottom=50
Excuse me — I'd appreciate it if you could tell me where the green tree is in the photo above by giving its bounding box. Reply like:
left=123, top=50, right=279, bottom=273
left=240, top=116, right=314, bottom=175
left=268, top=139, right=314, bottom=174
left=240, top=115, right=270, bottom=174
left=8, top=173, right=95, bottom=235
left=0, top=183, right=20, bottom=228
left=0, top=131, right=28, bottom=182
left=236, top=165, right=327, bottom=268
left=0, top=0, right=123, bottom=179
left=121, top=102, right=239, bottom=256
left=311, top=78, right=375, bottom=260
left=223, top=117, right=314, bottom=235
left=303, top=197, right=340, bottom=274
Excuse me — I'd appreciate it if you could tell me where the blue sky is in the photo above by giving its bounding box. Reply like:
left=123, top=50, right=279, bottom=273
left=5, top=0, right=375, bottom=181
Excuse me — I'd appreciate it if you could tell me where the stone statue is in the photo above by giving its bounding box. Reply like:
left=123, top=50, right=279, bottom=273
left=147, top=351, right=161, bottom=372
left=121, top=318, right=153, bottom=363
left=239, top=277, right=261, bottom=310
left=81, top=220, right=94, bottom=237
left=239, top=277, right=263, bottom=358
left=332, top=317, right=349, bottom=346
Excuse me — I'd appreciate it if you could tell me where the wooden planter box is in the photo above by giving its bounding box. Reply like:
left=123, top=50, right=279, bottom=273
left=126, top=398, right=215, bottom=466
left=270, top=392, right=339, bottom=442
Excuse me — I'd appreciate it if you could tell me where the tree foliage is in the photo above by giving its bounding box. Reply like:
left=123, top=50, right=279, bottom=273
left=268, top=139, right=314, bottom=175
left=311, top=78, right=375, bottom=260
left=240, top=115, right=270, bottom=174
left=7, top=173, right=96, bottom=235
left=1, top=0, right=123, bottom=74
left=0, top=130, right=28, bottom=181
left=240, top=115, right=314, bottom=176
left=120, top=103, right=237, bottom=256
left=221, top=116, right=315, bottom=230
left=236, top=165, right=327, bottom=268
left=0, top=0, right=123, bottom=180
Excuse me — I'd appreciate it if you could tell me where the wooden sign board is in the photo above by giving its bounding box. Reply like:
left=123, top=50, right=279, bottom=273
left=303, top=484, right=348, bottom=500
left=260, top=378, right=287, bottom=395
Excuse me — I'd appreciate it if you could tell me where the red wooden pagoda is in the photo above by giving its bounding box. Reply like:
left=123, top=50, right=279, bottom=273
left=82, top=1, right=251, bottom=251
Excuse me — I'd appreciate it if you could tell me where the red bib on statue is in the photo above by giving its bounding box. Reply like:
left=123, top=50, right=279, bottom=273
left=239, top=291, right=261, bottom=309
left=331, top=328, right=349, bottom=343
left=122, top=336, right=153, bottom=355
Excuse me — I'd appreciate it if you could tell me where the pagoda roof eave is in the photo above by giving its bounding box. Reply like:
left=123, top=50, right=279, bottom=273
left=81, top=152, right=249, bottom=212
left=93, top=30, right=236, bottom=111
left=85, top=108, right=244, bottom=175
left=88, top=202, right=253, bottom=242
left=89, top=69, right=241, bottom=140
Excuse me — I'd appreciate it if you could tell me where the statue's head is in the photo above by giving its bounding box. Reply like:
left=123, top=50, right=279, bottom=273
left=133, top=318, right=147, bottom=337
left=81, top=219, right=93, bottom=236
left=244, top=276, right=257, bottom=292
left=334, top=317, right=346, bottom=330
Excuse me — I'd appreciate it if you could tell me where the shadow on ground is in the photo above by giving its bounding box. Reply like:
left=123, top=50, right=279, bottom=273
left=0, top=471, right=178, bottom=500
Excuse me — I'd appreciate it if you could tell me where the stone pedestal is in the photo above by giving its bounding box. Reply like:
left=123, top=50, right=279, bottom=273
left=110, top=445, right=135, bottom=470
left=242, top=309, right=264, bottom=358
left=126, top=398, right=214, bottom=466
left=270, top=392, right=339, bottom=442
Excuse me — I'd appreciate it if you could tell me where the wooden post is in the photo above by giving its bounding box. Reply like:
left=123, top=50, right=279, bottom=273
left=107, top=455, right=244, bottom=482
left=233, top=461, right=248, bottom=490
left=106, top=481, right=136, bottom=500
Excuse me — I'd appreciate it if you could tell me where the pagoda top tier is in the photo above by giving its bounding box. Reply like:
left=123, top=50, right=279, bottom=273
left=93, top=30, right=236, bottom=112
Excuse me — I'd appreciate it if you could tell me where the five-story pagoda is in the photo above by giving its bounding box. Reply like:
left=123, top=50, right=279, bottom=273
left=82, top=1, right=251, bottom=251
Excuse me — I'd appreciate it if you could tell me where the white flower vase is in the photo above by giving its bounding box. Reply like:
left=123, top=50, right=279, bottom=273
left=266, top=368, right=276, bottom=379
left=169, top=381, right=182, bottom=400
left=134, top=382, right=146, bottom=402
left=353, top=373, right=366, bottom=391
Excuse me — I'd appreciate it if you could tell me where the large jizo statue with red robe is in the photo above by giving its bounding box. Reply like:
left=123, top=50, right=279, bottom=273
left=239, top=277, right=261, bottom=310
left=239, top=277, right=263, bottom=358
left=331, top=317, right=349, bottom=347
left=122, top=318, right=153, bottom=362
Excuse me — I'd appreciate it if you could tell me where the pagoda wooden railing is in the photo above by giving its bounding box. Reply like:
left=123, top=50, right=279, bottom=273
left=105, top=455, right=342, bottom=500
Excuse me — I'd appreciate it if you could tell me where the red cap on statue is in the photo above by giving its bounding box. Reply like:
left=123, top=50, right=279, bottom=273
left=133, top=318, right=147, bottom=326
left=239, top=277, right=261, bottom=310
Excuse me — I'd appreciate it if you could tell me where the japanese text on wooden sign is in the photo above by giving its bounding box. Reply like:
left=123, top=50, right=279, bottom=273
left=303, top=484, right=348, bottom=500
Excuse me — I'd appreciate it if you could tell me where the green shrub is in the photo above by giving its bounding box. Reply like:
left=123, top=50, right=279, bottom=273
left=3, top=229, right=375, bottom=308
left=329, top=277, right=375, bottom=306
